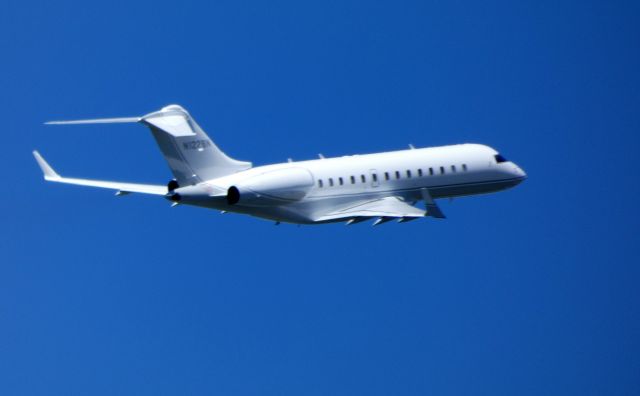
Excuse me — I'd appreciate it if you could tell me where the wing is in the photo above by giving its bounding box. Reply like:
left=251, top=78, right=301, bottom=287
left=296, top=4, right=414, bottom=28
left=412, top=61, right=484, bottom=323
left=33, top=151, right=166, bottom=195
left=313, top=196, right=426, bottom=225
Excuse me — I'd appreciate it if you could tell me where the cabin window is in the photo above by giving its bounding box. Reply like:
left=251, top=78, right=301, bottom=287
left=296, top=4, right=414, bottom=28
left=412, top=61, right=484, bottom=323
left=329, top=178, right=334, bottom=187
left=406, top=170, right=412, bottom=178
left=429, top=167, right=434, bottom=176
left=451, top=165, right=456, bottom=172
left=339, top=177, right=344, bottom=185
left=361, top=174, right=366, bottom=183
left=350, top=175, right=356, bottom=184
left=495, top=154, right=508, bottom=163
left=372, top=173, right=378, bottom=182
left=440, top=166, right=445, bottom=175
left=384, top=172, right=390, bottom=181
left=318, top=179, right=323, bottom=188
left=395, top=171, right=401, bottom=179
left=462, top=164, right=468, bottom=171
left=418, top=169, right=423, bottom=177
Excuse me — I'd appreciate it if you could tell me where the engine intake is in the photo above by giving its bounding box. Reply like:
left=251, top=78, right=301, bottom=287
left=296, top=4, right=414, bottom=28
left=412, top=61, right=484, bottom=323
left=227, top=186, right=240, bottom=205
left=225, top=167, right=314, bottom=207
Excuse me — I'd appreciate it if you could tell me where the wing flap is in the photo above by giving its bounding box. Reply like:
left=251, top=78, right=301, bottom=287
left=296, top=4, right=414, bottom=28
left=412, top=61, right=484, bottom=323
left=314, top=196, right=425, bottom=223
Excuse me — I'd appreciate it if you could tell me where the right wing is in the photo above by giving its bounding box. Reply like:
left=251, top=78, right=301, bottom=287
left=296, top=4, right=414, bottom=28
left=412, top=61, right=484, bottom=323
left=33, top=151, right=166, bottom=196
left=313, top=196, right=426, bottom=225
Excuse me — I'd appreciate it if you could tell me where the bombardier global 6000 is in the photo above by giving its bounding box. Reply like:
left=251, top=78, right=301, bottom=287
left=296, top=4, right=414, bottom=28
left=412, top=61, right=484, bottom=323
left=34, top=105, right=526, bottom=225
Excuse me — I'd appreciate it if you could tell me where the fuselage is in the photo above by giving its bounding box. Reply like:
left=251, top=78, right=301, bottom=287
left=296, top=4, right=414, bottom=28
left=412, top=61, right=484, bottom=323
left=174, top=143, right=526, bottom=224
left=38, top=106, right=526, bottom=225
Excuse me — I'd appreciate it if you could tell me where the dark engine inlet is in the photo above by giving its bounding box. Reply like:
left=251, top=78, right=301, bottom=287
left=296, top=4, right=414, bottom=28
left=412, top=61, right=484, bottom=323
left=227, top=186, right=240, bottom=205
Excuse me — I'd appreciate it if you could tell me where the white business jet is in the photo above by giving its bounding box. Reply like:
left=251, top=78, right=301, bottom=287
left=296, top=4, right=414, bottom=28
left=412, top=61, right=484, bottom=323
left=34, top=105, right=526, bottom=225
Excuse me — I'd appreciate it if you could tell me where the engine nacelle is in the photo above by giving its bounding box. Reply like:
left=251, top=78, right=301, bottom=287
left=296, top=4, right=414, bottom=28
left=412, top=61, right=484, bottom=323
left=227, top=167, right=314, bottom=206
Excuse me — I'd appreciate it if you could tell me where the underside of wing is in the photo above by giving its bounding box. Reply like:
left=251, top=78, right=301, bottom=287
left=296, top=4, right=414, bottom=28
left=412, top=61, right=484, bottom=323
left=33, top=151, right=166, bottom=195
left=313, top=196, right=425, bottom=224
left=43, top=176, right=167, bottom=195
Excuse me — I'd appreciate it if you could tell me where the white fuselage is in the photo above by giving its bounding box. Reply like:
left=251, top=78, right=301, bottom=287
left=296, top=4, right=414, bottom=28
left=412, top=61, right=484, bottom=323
left=175, top=143, right=526, bottom=224
left=37, top=106, right=526, bottom=225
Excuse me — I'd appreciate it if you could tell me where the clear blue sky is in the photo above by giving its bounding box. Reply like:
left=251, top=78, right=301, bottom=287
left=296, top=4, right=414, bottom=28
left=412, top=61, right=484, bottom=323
left=2, top=1, right=639, bottom=395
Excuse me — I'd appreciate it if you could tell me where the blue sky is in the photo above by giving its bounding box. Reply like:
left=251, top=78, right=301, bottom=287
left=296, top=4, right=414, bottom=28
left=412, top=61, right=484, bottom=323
left=1, top=1, right=639, bottom=395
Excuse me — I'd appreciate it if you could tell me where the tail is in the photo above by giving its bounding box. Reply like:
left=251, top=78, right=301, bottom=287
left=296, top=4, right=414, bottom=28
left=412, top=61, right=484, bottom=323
left=46, top=104, right=251, bottom=185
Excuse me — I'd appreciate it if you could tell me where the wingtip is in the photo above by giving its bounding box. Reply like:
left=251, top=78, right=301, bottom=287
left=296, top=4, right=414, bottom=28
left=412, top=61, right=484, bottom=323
left=32, top=150, right=60, bottom=179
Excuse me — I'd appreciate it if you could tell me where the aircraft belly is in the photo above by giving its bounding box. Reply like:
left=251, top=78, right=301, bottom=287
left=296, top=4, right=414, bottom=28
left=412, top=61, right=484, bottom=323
left=180, top=177, right=523, bottom=224
left=430, top=177, right=524, bottom=198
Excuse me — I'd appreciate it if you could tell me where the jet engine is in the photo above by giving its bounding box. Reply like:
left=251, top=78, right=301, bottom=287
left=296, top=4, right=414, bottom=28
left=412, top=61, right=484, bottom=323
left=227, top=167, right=314, bottom=206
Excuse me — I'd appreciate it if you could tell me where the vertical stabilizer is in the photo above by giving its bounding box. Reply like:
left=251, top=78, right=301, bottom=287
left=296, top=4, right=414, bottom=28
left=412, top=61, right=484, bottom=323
left=141, top=105, right=251, bottom=185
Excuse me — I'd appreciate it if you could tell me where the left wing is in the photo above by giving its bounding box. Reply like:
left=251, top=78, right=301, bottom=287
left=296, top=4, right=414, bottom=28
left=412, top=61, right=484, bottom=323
left=33, top=151, right=167, bottom=196
left=314, top=196, right=426, bottom=225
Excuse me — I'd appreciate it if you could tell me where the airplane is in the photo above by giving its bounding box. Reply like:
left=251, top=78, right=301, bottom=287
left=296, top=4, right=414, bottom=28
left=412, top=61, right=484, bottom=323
left=33, top=104, right=526, bottom=225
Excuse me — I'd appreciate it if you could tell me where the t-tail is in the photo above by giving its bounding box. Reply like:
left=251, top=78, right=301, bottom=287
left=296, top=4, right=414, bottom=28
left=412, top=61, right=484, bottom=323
left=46, top=104, right=252, bottom=185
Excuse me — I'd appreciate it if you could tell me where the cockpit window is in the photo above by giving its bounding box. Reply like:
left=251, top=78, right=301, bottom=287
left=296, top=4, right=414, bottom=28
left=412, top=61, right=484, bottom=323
left=495, top=154, right=508, bottom=163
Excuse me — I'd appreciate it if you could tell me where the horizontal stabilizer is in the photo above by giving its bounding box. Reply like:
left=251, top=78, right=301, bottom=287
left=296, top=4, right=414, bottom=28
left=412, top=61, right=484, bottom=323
left=142, top=113, right=196, bottom=137
left=45, top=117, right=140, bottom=125
left=32, top=151, right=166, bottom=195
left=44, top=105, right=252, bottom=184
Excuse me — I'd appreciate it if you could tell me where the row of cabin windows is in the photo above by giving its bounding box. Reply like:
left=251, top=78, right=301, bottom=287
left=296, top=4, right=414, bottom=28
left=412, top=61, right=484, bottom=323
left=317, top=164, right=468, bottom=188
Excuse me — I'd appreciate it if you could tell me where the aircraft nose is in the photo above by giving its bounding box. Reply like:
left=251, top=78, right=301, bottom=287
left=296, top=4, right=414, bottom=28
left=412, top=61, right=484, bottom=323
left=513, top=164, right=527, bottom=181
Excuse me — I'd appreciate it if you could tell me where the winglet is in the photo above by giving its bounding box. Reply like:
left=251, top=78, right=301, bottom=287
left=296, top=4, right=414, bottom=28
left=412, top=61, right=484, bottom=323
left=32, top=150, right=60, bottom=180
